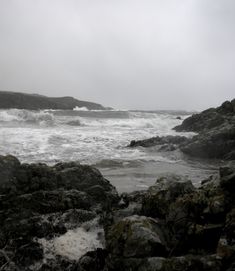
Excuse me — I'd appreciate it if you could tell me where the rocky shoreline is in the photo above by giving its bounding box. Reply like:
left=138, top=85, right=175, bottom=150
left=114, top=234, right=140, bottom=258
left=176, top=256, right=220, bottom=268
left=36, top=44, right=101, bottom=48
left=130, top=99, right=235, bottom=160
left=0, top=154, right=235, bottom=270
left=1, top=99, right=235, bottom=270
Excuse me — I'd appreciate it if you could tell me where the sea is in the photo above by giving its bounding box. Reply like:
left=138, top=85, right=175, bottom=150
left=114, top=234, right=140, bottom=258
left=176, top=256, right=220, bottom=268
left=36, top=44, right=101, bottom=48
left=0, top=107, right=219, bottom=193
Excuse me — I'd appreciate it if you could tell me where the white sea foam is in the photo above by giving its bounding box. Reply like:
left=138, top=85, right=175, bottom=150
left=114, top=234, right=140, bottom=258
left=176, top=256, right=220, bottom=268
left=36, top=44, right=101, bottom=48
left=73, top=106, right=89, bottom=111
left=0, top=108, right=217, bottom=191
left=0, top=109, right=193, bottom=165
left=0, top=109, right=54, bottom=126
left=38, top=219, right=104, bottom=260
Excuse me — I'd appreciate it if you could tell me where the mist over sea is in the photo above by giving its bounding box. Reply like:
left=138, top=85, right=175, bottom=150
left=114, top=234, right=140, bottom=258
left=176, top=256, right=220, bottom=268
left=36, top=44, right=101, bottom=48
left=0, top=108, right=218, bottom=192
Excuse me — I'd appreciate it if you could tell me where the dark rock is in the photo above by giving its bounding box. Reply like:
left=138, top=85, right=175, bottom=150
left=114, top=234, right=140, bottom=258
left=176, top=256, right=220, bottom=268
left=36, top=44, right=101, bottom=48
left=130, top=99, right=235, bottom=161
left=141, top=174, right=195, bottom=218
left=217, top=208, right=235, bottom=270
left=129, top=135, right=188, bottom=148
left=14, top=241, right=43, bottom=267
left=66, top=120, right=81, bottom=126
left=0, top=155, right=21, bottom=195
left=220, top=165, right=235, bottom=193
left=0, top=158, right=119, bottom=206
left=79, top=248, right=108, bottom=271
left=0, top=155, right=119, bottom=270
left=218, top=101, right=234, bottom=114
left=166, top=181, right=225, bottom=255
left=172, top=99, right=235, bottom=160
left=180, top=124, right=235, bottom=159
left=174, top=110, right=225, bottom=132
left=158, top=144, right=177, bottom=152
left=106, top=215, right=168, bottom=258
left=105, top=255, right=222, bottom=271
left=38, top=256, right=79, bottom=271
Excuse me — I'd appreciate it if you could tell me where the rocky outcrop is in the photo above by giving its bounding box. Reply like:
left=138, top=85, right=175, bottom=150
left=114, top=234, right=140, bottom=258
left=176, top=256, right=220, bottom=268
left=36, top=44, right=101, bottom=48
left=174, top=100, right=235, bottom=132
left=0, top=155, right=118, bottom=270
left=2, top=153, right=235, bottom=270
left=129, top=135, right=188, bottom=150
left=0, top=90, right=106, bottom=110
left=129, top=99, right=235, bottom=160
left=174, top=99, right=235, bottom=159
left=180, top=124, right=235, bottom=159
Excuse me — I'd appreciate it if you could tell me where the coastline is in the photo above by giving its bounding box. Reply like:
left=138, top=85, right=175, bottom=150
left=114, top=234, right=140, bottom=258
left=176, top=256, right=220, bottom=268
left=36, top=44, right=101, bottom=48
left=0, top=99, right=234, bottom=270
left=0, top=154, right=235, bottom=270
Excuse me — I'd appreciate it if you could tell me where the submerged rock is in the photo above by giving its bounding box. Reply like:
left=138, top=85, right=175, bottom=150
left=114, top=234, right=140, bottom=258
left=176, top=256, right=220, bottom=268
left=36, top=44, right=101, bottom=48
left=129, top=135, right=188, bottom=149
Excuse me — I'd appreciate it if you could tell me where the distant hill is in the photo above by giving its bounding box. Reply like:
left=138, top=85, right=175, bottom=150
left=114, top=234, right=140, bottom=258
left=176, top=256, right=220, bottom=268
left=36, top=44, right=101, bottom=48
left=0, top=91, right=106, bottom=110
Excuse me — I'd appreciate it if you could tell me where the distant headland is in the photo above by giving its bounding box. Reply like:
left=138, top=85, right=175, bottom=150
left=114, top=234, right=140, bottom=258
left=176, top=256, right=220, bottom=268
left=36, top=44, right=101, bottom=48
left=0, top=90, right=107, bottom=110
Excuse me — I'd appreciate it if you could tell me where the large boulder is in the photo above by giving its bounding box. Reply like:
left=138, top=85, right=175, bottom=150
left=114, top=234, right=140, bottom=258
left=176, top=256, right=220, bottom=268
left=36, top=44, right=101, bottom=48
left=180, top=124, right=235, bottom=159
left=174, top=109, right=226, bottom=132
left=174, top=99, right=235, bottom=133
left=173, top=99, right=235, bottom=160
left=106, top=215, right=168, bottom=258
left=141, top=174, right=195, bottom=218
left=165, top=175, right=226, bottom=255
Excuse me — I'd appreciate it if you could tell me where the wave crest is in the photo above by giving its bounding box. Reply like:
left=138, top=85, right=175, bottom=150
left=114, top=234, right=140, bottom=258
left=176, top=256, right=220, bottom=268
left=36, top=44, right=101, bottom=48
left=0, top=109, right=55, bottom=126
left=73, top=106, right=89, bottom=111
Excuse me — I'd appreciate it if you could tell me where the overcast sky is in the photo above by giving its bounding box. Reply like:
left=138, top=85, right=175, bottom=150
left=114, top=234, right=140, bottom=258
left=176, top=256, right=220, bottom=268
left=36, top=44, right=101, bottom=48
left=0, top=0, right=234, bottom=110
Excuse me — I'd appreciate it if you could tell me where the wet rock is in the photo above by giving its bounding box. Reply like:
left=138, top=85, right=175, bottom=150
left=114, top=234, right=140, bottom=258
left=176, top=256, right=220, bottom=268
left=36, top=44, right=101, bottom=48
left=166, top=182, right=225, bottom=255
left=79, top=248, right=108, bottom=271
left=180, top=124, right=235, bottom=159
left=158, top=143, right=177, bottom=152
left=106, top=215, right=168, bottom=258
left=220, top=165, right=235, bottom=192
left=174, top=109, right=225, bottom=132
left=173, top=99, right=235, bottom=160
left=141, top=174, right=195, bottom=218
left=38, top=256, right=79, bottom=271
left=0, top=155, right=119, bottom=270
left=0, top=155, right=21, bottom=195
left=129, top=99, right=235, bottom=160
left=217, top=208, right=235, bottom=268
left=106, top=255, right=222, bottom=271
left=14, top=241, right=43, bottom=267
left=129, top=135, right=188, bottom=148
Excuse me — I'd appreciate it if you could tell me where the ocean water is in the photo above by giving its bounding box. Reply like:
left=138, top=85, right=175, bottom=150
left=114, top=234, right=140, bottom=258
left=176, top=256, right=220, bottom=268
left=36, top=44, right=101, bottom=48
left=0, top=108, right=219, bottom=192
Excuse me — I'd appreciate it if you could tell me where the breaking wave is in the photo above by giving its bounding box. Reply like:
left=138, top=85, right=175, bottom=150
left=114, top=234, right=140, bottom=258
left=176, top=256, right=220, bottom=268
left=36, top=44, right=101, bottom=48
left=0, top=109, right=55, bottom=126
left=73, top=106, right=89, bottom=111
left=38, top=218, right=104, bottom=261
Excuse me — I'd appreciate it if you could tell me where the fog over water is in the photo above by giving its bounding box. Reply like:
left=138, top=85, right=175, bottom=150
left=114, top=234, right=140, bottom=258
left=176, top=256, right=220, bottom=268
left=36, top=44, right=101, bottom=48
left=0, top=0, right=235, bottom=110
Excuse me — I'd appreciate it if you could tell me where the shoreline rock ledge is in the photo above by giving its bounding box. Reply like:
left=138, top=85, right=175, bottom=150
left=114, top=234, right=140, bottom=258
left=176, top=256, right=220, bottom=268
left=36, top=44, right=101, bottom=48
left=1, top=154, right=235, bottom=270
left=129, top=99, right=235, bottom=160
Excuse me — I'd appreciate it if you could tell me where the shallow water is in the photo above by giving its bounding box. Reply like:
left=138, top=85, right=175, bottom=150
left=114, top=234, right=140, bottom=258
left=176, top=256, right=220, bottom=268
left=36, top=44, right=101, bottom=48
left=0, top=108, right=219, bottom=192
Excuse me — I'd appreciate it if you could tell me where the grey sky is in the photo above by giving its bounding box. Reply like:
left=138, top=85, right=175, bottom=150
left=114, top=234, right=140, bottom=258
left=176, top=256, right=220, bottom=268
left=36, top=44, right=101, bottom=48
left=0, top=0, right=235, bottom=110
